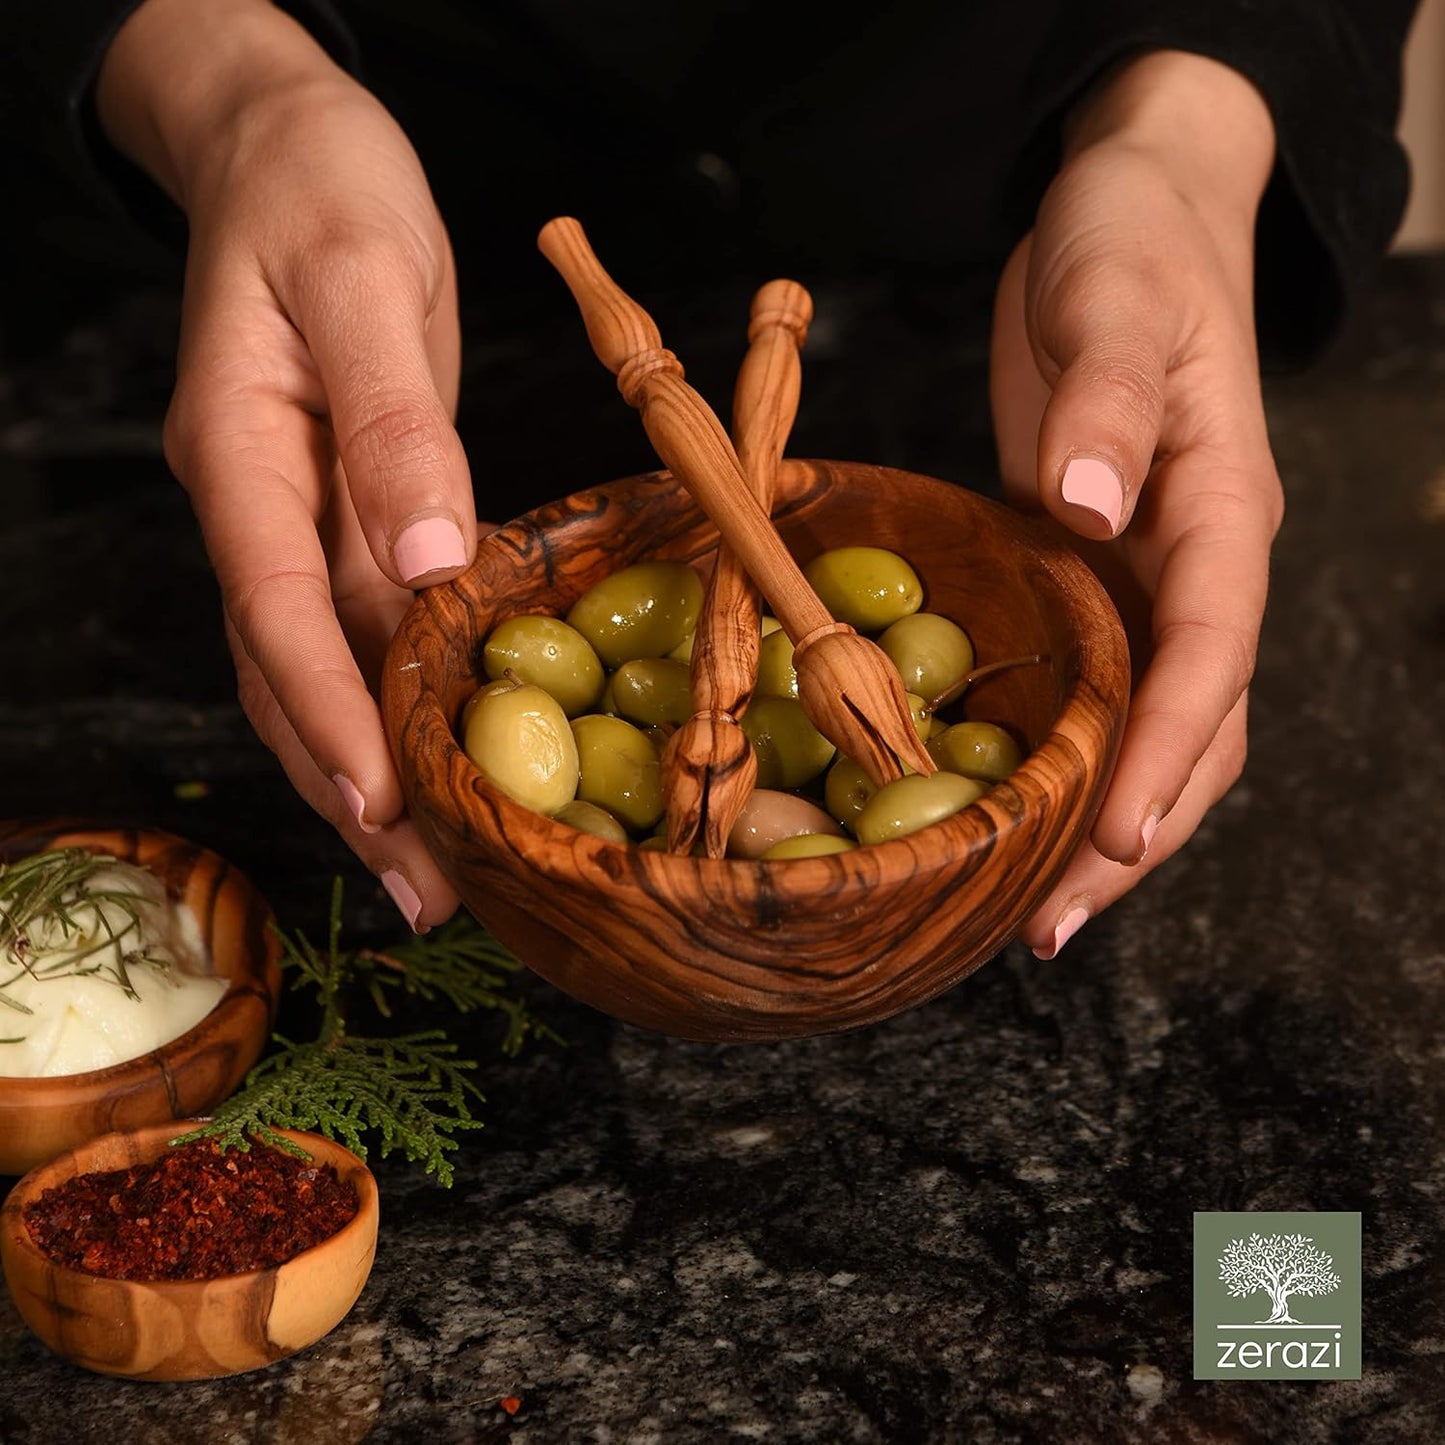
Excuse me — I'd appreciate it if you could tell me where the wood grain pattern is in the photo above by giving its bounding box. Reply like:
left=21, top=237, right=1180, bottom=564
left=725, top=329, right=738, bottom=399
left=538, top=217, right=932, bottom=786
left=0, top=1121, right=377, bottom=1379
left=382, top=459, right=1130, bottom=1041
left=664, top=279, right=813, bottom=858
left=0, top=825, right=282, bottom=1177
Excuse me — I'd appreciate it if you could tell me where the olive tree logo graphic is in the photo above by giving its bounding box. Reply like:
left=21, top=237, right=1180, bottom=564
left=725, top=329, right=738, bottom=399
left=1218, top=1232, right=1342, bottom=1324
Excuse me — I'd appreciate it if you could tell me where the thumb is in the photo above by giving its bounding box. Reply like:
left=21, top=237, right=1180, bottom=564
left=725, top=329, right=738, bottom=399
left=1029, top=257, right=1172, bottom=541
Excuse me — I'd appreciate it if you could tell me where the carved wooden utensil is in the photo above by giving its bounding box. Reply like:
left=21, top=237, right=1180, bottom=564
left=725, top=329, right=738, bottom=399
left=1, top=1120, right=377, bottom=1379
left=662, top=278, right=813, bottom=857
left=537, top=216, right=933, bottom=787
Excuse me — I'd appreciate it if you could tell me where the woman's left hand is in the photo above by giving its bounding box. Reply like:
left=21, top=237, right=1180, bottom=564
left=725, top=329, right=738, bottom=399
left=989, top=50, right=1285, bottom=957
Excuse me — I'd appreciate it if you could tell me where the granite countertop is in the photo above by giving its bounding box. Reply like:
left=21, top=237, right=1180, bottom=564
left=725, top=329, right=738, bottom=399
left=1, top=255, right=1442, bottom=1443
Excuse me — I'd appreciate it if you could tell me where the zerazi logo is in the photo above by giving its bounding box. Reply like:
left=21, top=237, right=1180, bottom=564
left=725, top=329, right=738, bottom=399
left=1193, top=1212, right=1362, bottom=1380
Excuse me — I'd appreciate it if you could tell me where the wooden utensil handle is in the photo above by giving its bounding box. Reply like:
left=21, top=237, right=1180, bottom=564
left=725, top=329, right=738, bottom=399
left=538, top=217, right=833, bottom=642
left=732, top=279, right=812, bottom=494
left=688, top=280, right=814, bottom=717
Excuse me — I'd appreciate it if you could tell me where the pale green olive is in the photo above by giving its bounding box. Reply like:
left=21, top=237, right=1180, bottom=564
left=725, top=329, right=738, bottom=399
left=464, top=682, right=579, bottom=815
left=761, top=615, right=784, bottom=637
left=481, top=615, right=605, bottom=717
left=761, top=834, right=858, bottom=860
left=570, top=713, right=664, bottom=832
left=610, top=657, right=693, bottom=727
left=854, top=772, right=988, bottom=845
left=638, top=835, right=669, bottom=851
left=823, top=754, right=879, bottom=834
left=927, top=721, right=1024, bottom=782
left=741, top=696, right=836, bottom=790
left=553, top=799, right=630, bottom=843
left=803, top=547, right=923, bottom=632
left=879, top=612, right=975, bottom=704
left=755, top=628, right=798, bottom=699
left=727, top=789, right=844, bottom=859
left=460, top=677, right=517, bottom=731
left=566, top=561, right=704, bottom=667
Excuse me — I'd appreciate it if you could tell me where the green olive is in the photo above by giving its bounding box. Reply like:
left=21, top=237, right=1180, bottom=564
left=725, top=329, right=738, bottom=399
left=553, top=799, right=630, bottom=844
left=906, top=692, right=930, bottom=742
left=927, top=721, right=1024, bottom=782
left=761, top=834, right=858, bottom=860
left=566, top=562, right=704, bottom=668
left=481, top=615, right=605, bottom=717
left=464, top=681, right=579, bottom=815
left=741, top=696, right=836, bottom=790
left=823, top=754, right=879, bottom=834
left=460, top=677, right=517, bottom=731
left=854, top=772, right=988, bottom=845
left=570, top=714, right=664, bottom=832
left=755, top=628, right=798, bottom=699
left=803, top=547, right=923, bottom=632
left=610, top=657, right=693, bottom=726
left=879, top=612, right=975, bottom=704
left=727, top=789, right=844, bottom=859
left=638, top=835, right=669, bottom=851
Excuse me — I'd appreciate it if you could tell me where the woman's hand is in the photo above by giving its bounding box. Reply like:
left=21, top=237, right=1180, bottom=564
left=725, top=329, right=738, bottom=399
left=989, top=50, right=1285, bottom=957
left=98, top=0, right=474, bottom=928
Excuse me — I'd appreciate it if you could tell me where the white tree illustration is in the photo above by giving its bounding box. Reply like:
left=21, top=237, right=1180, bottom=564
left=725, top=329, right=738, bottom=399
left=1217, top=1232, right=1342, bottom=1324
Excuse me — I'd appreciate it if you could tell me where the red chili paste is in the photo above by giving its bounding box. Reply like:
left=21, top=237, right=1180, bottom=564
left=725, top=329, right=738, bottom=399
left=23, top=1139, right=359, bottom=1280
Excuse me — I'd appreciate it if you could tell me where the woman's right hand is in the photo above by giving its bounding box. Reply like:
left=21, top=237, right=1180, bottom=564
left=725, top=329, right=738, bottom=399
left=97, top=0, right=475, bottom=928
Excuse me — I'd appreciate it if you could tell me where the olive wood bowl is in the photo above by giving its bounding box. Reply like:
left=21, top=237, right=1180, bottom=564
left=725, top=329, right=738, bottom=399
left=0, top=823, right=282, bottom=1176
left=383, top=460, right=1130, bottom=1041
left=1, top=1120, right=378, bottom=1379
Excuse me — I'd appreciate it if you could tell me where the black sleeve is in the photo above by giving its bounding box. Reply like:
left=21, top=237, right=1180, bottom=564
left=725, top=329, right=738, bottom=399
left=1010, top=0, right=1420, bottom=368
left=2, top=1, right=359, bottom=261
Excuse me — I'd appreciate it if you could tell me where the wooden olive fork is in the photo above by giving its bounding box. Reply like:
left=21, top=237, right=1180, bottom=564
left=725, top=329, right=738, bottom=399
left=661, top=278, right=813, bottom=857
left=538, top=216, right=935, bottom=789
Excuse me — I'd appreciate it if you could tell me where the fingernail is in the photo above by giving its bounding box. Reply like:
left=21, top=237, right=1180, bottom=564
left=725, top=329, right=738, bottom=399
left=333, top=774, right=380, bottom=834
left=1061, top=457, right=1124, bottom=536
left=381, top=868, right=423, bottom=932
left=394, top=516, right=467, bottom=585
left=1033, top=905, right=1090, bottom=961
left=1139, top=811, right=1160, bottom=860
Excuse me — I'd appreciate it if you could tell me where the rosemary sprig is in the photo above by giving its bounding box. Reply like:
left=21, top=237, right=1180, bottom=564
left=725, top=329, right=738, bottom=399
left=176, top=1033, right=485, bottom=1185
left=178, top=878, right=559, bottom=1184
left=0, top=849, right=169, bottom=1040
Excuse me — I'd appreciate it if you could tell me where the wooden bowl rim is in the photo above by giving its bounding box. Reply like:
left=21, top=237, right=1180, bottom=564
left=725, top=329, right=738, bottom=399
left=0, top=824, right=280, bottom=1092
left=391, top=460, right=1129, bottom=889
left=1, top=1119, right=379, bottom=1292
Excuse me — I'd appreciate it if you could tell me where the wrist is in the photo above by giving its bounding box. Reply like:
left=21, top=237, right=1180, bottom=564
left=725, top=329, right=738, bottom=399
left=1065, top=50, right=1276, bottom=220
left=95, top=0, right=344, bottom=208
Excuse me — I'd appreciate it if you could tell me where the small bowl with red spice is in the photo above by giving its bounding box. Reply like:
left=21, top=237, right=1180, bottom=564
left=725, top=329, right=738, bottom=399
left=0, top=1120, right=379, bottom=1380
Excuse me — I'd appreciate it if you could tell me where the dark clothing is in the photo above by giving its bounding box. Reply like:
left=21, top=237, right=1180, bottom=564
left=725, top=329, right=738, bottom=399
left=4, top=0, right=1418, bottom=368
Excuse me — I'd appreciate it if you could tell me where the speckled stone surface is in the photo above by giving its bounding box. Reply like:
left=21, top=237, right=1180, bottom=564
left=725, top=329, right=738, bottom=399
left=1, top=257, right=1443, bottom=1443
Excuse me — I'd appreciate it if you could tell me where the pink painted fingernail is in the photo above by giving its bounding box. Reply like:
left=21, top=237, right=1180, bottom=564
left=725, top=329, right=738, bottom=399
left=1140, top=811, right=1160, bottom=859
left=394, top=516, right=467, bottom=585
left=381, top=869, right=423, bottom=932
left=1033, top=905, right=1090, bottom=961
left=333, top=774, right=380, bottom=834
left=1061, top=457, right=1124, bottom=536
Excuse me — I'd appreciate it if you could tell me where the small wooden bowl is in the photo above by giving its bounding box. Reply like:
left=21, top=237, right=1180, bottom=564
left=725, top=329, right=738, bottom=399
left=384, top=460, right=1131, bottom=1041
left=1, top=1121, right=378, bottom=1379
left=0, top=823, right=282, bottom=1177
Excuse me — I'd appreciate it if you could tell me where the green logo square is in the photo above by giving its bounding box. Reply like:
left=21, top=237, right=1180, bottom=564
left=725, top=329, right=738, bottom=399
left=1193, top=1212, right=1361, bottom=1379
